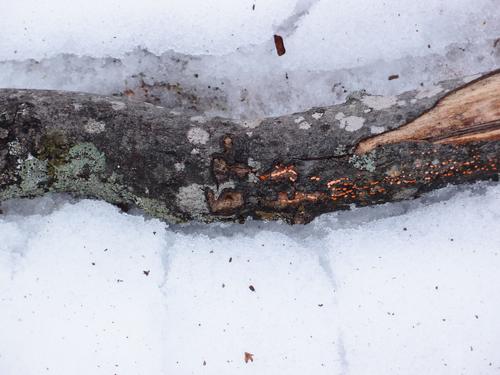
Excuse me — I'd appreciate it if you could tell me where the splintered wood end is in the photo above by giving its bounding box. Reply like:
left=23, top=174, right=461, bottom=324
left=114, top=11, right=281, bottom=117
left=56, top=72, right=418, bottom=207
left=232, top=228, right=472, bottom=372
left=355, top=71, right=500, bottom=154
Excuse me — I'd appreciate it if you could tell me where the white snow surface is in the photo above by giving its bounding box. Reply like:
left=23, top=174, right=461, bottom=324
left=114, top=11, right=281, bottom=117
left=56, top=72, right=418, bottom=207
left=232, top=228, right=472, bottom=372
left=1, top=0, right=499, bottom=118
left=1, top=183, right=500, bottom=375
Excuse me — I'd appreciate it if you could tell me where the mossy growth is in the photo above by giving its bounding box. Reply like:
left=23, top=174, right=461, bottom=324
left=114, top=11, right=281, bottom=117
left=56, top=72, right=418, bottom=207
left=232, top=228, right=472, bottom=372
left=37, top=133, right=70, bottom=171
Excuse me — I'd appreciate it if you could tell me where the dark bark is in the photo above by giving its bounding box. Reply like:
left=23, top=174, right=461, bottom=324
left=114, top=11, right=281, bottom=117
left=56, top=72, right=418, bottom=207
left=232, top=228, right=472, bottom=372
left=0, top=70, right=499, bottom=224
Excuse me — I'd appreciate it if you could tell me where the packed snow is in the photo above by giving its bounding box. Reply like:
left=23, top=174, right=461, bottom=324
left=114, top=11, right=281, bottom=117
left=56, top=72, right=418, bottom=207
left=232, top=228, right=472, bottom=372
left=1, top=0, right=500, bottom=374
left=1, top=183, right=500, bottom=375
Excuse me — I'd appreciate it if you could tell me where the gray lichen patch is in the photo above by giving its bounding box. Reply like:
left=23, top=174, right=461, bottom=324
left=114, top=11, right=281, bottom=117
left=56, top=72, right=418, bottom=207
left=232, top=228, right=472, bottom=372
left=187, top=127, right=210, bottom=145
left=311, top=112, right=324, bottom=120
left=84, top=119, right=106, bottom=134
left=110, top=100, right=126, bottom=111
left=176, top=183, right=209, bottom=217
left=7, top=141, right=23, bottom=157
left=299, top=121, right=311, bottom=130
left=174, top=162, right=185, bottom=172
left=335, top=113, right=366, bottom=132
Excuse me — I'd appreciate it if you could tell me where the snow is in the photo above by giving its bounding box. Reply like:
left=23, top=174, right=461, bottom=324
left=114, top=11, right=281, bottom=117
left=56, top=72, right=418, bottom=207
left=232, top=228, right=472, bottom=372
left=1, top=183, right=500, bottom=375
left=1, top=0, right=499, bottom=118
left=1, top=0, right=295, bottom=58
left=1, top=1, right=500, bottom=374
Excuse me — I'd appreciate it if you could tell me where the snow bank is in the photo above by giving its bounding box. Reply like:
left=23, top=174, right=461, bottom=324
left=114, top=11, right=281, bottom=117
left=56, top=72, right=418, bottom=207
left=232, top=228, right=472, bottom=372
left=1, top=183, right=499, bottom=375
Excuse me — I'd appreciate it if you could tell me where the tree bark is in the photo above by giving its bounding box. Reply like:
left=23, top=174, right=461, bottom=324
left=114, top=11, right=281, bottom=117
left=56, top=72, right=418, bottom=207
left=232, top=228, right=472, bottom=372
left=0, top=70, right=499, bottom=224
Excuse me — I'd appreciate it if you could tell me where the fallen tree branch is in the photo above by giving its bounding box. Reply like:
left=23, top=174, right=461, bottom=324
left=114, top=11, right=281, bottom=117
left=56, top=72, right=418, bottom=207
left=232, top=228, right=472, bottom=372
left=0, top=70, right=499, bottom=223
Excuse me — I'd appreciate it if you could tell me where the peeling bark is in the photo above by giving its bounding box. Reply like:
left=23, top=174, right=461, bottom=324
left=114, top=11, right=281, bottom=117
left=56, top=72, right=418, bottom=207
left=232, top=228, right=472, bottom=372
left=0, top=70, right=499, bottom=224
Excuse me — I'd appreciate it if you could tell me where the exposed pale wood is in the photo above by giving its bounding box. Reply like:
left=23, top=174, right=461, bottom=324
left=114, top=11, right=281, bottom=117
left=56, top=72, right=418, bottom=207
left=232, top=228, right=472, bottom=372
left=355, top=72, right=500, bottom=154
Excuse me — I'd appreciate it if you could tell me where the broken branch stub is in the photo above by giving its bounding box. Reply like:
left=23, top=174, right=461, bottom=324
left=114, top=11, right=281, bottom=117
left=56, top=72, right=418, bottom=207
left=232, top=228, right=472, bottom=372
left=0, top=70, right=499, bottom=224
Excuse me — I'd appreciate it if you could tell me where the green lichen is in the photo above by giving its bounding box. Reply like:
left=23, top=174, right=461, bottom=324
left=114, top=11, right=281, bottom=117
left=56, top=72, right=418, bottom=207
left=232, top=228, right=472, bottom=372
left=349, top=152, right=377, bottom=172
left=334, top=144, right=348, bottom=156
left=19, top=157, right=48, bottom=193
left=52, top=143, right=181, bottom=223
left=54, top=143, right=106, bottom=181
left=51, top=143, right=123, bottom=201
left=2, top=141, right=185, bottom=224
left=0, top=154, right=49, bottom=200
left=137, top=196, right=181, bottom=223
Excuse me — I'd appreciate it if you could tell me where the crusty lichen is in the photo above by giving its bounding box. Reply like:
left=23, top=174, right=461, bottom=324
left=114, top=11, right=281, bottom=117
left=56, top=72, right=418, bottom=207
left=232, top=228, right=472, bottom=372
left=136, top=196, right=181, bottom=223
left=349, top=152, right=377, bottom=172
left=1, top=141, right=184, bottom=223
left=19, top=156, right=48, bottom=193
left=53, top=143, right=106, bottom=187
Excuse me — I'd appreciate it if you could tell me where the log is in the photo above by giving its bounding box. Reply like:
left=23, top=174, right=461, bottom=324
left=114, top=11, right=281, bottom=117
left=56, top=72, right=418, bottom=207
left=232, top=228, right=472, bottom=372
left=0, top=70, right=499, bottom=224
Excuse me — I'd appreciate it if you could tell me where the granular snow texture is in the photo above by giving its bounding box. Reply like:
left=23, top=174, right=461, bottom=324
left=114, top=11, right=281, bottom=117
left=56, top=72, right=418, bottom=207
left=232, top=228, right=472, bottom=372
left=0, top=183, right=499, bottom=375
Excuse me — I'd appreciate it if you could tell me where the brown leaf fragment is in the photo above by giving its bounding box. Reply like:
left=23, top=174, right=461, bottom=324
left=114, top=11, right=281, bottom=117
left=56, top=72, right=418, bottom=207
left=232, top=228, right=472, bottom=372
left=244, top=352, right=254, bottom=363
left=274, top=35, right=286, bottom=56
left=123, top=89, right=135, bottom=97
